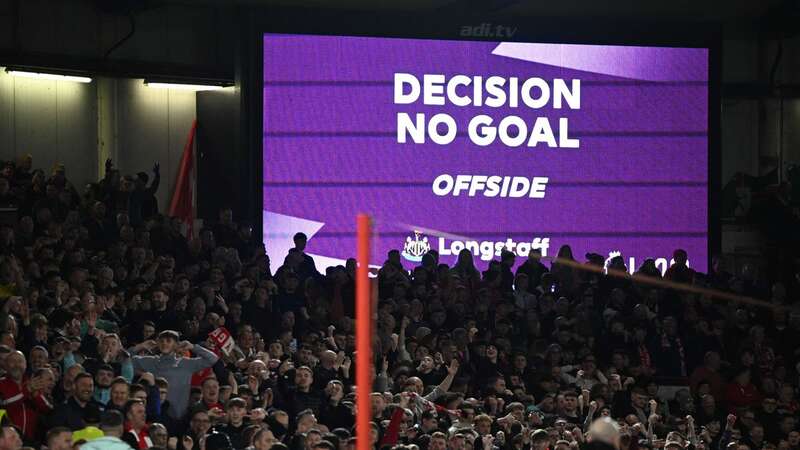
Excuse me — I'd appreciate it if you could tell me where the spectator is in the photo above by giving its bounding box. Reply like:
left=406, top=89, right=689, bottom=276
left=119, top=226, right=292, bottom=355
left=726, top=367, right=762, bottom=411
left=44, top=427, right=71, bottom=450
left=516, top=249, right=549, bottom=292
left=80, top=410, right=134, bottom=450
left=0, top=178, right=17, bottom=208
left=184, top=409, right=211, bottom=450
left=194, top=377, right=223, bottom=412
left=586, top=417, right=620, bottom=450
left=108, top=377, right=130, bottom=412
left=213, top=397, right=259, bottom=449
left=251, top=427, right=278, bottom=450
left=48, top=372, right=103, bottom=430
left=129, top=164, right=160, bottom=226
left=0, top=351, right=52, bottom=440
left=0, top=426, right=22, bottom=450
left=121, top=399, right=151, bottom=449
left=148, top=423, right=169, bottom=449
left=130, top=330, right=218, bottom=420
left=690, top=351, right=725, bottom=400
left=0, top=155, right=800, bottom=450
left=204, top=430, right=234, bottom=450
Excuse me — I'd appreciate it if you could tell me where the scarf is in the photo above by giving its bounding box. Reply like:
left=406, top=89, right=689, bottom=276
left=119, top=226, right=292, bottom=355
left=125, top=424, right=152, bottom=450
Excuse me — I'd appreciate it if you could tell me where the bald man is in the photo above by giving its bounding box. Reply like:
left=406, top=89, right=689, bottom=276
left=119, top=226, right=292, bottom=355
left=313, top=350, right=339, bottom=390
left=586, top=417, right=621, bottom=450
left=0, top=351, right=52, bottom=441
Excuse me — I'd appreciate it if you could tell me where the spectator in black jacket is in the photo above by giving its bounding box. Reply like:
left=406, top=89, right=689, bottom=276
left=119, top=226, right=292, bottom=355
left=49, top=372, right=105, bottom=430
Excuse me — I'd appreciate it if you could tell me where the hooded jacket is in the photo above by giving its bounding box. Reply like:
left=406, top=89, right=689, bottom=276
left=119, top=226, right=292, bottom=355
left=132, top=345, right=218, bottom=419
left=80, top=436, right=134, bottom=450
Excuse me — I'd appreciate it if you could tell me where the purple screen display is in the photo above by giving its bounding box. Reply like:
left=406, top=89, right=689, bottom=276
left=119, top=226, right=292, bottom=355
left=263, top=34, right=709, bottom=273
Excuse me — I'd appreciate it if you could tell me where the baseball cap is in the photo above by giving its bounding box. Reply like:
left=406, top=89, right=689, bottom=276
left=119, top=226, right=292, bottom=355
left=332, top=428, right=351, bottom=440
left=227, top=397, right=247, bottom=409
left=72, top=427, right=103, bottom=444
left=237, top=385, right=254, bottom=396
left=50, top=335, right=70, bottom=346
left=531, top=429, right=549, bottom=442
left=158, top=330, right=180, bottom=340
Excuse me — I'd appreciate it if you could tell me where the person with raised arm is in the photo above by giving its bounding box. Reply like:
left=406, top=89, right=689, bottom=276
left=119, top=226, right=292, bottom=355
left=131, top=330, right=218, bottom=420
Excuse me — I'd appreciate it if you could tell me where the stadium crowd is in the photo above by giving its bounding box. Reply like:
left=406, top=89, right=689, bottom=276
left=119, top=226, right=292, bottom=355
left=0, top=155, right=798, bottom=450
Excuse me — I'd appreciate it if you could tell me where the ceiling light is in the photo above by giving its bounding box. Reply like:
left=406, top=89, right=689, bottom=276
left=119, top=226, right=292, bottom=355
left=5, top=68, right=92, bottom=83
left=144, top=80, right=230, bottom=91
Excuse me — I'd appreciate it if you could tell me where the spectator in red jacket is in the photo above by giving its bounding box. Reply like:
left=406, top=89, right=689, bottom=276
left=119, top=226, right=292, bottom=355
left=0, top=351, right=52, bottom=442
left=726, top=366, right=762, bottom=411
left=690, top=351, right=725, bottom=399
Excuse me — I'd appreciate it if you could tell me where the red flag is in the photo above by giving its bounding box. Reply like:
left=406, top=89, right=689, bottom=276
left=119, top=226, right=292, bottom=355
left=169, top=119, right=198, bottom=236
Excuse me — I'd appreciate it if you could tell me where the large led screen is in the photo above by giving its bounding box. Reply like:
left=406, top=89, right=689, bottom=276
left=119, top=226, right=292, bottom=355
left=263, top=34, right=709, bottom=273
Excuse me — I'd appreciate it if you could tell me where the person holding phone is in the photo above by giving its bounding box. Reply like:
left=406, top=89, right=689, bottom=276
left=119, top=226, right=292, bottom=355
left=0, top=351, right=52, bottom=442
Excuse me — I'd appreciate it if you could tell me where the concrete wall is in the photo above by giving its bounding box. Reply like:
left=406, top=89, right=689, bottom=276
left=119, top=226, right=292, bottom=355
left=777, top=36, right=800, bottom=177
left=0, top=68, right=98, bottom=186
left=114, top=78, right=197, bottom=213
left=720, top=39, right=759, bottom=186
left=721, top=98, right=760, bottom=185
left=0, top=0, right=218, bottom=207
left=0, top=72, right=196, bottom=211
left=720, top=36, right=800, bottom=185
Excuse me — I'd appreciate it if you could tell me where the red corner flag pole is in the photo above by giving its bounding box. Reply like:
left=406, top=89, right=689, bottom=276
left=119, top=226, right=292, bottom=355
left=355, top=214, right=372, bottom=450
